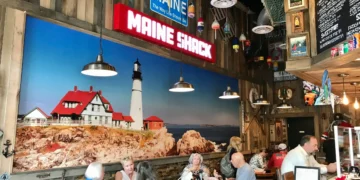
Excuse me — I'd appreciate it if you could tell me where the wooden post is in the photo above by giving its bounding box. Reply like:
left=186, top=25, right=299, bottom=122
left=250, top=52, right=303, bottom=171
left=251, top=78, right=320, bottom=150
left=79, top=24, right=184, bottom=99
left=0, top=7, right=26, bottom=174
left=61, top=0, right=77, bottom=17
left=104, top=0, right=113, bottom=29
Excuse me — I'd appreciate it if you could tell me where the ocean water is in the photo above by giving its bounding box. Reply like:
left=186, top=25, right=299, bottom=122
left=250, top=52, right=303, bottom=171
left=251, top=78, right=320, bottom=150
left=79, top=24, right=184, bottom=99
left=166, top=124, right=240, bottom=145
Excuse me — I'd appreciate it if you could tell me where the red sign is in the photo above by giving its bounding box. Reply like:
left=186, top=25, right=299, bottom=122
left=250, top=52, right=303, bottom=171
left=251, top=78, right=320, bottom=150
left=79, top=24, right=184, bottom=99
left=113, top=3, right=216, bottom=63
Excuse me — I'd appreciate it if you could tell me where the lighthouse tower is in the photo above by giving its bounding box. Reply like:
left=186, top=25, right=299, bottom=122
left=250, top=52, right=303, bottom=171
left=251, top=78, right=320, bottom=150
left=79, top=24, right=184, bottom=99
left=129, top=59, right=143, bottom=130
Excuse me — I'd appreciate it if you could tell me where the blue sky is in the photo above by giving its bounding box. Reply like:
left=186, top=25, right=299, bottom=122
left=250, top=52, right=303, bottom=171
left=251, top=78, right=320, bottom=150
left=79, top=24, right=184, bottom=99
left=19, top=16, right=239, bottom=126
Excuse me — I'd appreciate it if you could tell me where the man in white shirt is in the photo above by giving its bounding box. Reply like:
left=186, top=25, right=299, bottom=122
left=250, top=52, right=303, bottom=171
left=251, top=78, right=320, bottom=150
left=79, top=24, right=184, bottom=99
left=281, top=135, right=337, bottom=175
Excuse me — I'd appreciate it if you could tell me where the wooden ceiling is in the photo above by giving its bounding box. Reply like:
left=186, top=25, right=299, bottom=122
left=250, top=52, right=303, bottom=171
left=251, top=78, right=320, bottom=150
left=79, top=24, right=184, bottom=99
left=287, top=48, right=360, bottom=100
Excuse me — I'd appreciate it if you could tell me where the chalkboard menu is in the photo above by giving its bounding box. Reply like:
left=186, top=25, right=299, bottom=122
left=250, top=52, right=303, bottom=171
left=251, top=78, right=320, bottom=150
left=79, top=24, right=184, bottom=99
left=315, top=0, right=360, bottom=54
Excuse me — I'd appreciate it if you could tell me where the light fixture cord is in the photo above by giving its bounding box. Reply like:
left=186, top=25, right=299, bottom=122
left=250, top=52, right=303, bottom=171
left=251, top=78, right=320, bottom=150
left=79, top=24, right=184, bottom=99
left=343, top=76, right=345, bottom=92
left=99, top=0, right=104, bottom=55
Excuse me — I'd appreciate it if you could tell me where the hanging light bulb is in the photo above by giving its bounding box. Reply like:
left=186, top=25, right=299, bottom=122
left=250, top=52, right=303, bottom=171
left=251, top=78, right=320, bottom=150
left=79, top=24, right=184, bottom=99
left=343, top=91, right=349, bottom=105
left=212, top=19, right=220, bottom=39
left=355, top=98, right=359, bottom=109
left=232, top=37, right=240, bottom=53
left=197, top=17, right=204, bottom=34
left=339, top=74, right=349, bottom=105
left=188, top=2, right=195, bottom=18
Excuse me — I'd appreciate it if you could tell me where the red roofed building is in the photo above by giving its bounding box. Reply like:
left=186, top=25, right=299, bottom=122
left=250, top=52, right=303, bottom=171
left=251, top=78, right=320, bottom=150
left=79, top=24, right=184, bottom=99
left=51, top=86, right=134, bottom=128
left=143, top=116, right=163, bottom=130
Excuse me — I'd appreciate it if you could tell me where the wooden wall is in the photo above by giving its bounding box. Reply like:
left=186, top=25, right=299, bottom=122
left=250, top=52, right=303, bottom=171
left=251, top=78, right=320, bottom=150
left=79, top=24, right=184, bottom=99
left=0, top=0, right=274, bottom=175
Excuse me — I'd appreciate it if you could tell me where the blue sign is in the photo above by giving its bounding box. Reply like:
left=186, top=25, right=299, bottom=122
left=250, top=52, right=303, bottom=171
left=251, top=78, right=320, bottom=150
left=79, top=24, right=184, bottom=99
left=150, top=0, right=188, bottom=27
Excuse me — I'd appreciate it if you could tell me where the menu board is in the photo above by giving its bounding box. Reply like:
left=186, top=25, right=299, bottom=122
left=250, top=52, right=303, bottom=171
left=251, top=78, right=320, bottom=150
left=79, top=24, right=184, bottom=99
left=315, top=0, right=360, bottom=54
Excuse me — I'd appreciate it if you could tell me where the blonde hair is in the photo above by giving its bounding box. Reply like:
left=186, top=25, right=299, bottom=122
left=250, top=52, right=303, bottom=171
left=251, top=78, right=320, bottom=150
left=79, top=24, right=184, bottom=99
left=120, top=156, right=133, bottom=165
left=85, top=162, right=103, bottom=180
left=227, top=136, right=242, bottom=152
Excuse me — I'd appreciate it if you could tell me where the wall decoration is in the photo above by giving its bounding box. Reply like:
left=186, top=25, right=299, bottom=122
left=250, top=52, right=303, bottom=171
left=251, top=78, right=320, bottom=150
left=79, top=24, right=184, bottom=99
left=14, top=16, right=240, bottom=172
left=291, top=11, right=304, bottom=33
left=284, top=0, right=308, bottom=12
left=302, top=81, right=341, bottom=106
left=274, top=71, right=297, bottom=82
left=287, top=33, right=310, bottom=59
left=149, top=0, right=188, bottom=26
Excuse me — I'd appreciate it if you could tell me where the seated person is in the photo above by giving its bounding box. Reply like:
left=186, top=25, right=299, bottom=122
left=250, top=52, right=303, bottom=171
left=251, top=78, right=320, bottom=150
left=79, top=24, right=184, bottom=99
left=230, top=152, right=256, bottom=180
left=249, top=148, right=269, bottom=172
left=180, top=153, right=210, bottom=180
left=85, top=162, right=104, bottom=180
left=136, top=161, right=156, bottom=180
left=115, top=156, right=138, bottom=180
left=281, top=135, right=337, bottom=175
left=267, top=143, right=287, bottom=169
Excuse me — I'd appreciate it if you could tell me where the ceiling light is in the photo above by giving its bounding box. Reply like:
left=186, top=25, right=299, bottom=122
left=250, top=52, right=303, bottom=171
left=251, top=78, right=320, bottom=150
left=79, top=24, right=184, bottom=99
left=81, top=1, right=117, bottom=77
left=169, top=76, right=194, bottom=92
left=277, top=101, right=292, bottom=109
left=219, top=86, right=240, bottom=99
left=356, top=58, right=360, bottom=61
left=339, top=74, right=349, bottom=105
left=352, top=82, right=359, bottom=109
left=210, top=0, right=237, bottom=8
left=253, top=95, right=270, bottom=105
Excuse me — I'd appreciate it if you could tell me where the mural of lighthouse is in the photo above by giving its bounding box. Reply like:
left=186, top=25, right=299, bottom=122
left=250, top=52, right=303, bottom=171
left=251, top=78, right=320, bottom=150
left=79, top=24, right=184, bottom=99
left=13, top=16, right=240, bottom=172
left=129, top=59, right=143, bottom=130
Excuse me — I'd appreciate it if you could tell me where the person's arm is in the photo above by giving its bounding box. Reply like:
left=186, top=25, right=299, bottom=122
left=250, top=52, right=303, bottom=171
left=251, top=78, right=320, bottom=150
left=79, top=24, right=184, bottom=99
left=258, top=155, right=265, bottom=169
left=115, top=171, right=123, bottom=180
left=309, top=156, right=328, bottom=174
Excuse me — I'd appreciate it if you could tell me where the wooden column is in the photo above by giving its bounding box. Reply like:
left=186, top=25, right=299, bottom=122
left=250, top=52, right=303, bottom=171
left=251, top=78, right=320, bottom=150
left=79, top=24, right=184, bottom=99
left=39, top=0, right=55, bottom=10
left=0, top=7, right=26, bottom=174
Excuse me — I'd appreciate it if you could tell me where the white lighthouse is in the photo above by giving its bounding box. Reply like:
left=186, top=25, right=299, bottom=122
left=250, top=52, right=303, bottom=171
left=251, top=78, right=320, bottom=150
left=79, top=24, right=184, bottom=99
left=129, top=59, right=143, bottom=130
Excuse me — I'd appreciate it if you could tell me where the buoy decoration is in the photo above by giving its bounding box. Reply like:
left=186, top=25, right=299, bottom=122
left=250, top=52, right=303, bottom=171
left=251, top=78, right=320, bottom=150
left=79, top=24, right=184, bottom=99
left=232, top=37, right=240, bottom=53
left=239, top=33, right=246, bottom=50
left=224, top=21, right=231, bottom=34
left=212, top=19, right=220, bottom=39
left=267, top=56, right=272, bottom=69
left=273, top=61, right=278, bottom=71
left=197, top=18, right=204, bottom=34
left=188, top=2, right=195, bottom=18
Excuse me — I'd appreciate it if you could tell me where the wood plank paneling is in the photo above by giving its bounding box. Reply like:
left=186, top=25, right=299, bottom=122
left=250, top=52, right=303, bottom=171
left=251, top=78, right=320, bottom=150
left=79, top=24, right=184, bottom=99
left=104, top=0, right=113, bottom=29
left=39, top=0, right=55, bottom=10
left=0, top=7, right=26, bottom=174
left=62, top=0, right=77, bottom=17
left=76, top=0, right=86, bottom=21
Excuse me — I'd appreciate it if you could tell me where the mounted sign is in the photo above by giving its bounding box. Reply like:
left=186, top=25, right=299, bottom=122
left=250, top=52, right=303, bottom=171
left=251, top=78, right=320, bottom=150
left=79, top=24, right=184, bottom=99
left=150, top=0, right=188, bottom=27
left=274, top=71, right=297, bottom=82
left=113, top=3, right=216, bottom=63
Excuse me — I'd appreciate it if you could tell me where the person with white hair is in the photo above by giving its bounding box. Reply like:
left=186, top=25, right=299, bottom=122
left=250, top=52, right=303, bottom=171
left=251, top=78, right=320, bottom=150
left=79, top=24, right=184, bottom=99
left=85, top=162, right=104, bottom=180
left=267, top=143, right=287, bottom=169
left=179, top=153, right=210, bottom=180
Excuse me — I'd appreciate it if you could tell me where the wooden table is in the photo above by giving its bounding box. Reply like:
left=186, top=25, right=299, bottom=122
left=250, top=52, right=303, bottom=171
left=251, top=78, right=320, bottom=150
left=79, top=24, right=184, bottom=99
left=255, top=169, right=276, bottom=180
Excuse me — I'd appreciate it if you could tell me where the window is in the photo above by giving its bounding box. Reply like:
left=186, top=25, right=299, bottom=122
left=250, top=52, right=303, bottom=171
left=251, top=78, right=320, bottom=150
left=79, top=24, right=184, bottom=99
left=97, top=105, right=100, bottom=112
left=91, top=104, right=94, bottom=111
left=95, top=116, right=97, bottom=120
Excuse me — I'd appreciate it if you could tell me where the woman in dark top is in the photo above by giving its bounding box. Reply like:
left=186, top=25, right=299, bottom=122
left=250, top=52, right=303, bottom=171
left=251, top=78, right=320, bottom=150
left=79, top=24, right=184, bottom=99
left=226, top=136, right=242, bottom=179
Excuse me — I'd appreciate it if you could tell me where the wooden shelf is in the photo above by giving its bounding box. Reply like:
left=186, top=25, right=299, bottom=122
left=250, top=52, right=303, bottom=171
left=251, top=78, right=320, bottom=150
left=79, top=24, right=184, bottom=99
left=311, top=47, right=360, bottom=71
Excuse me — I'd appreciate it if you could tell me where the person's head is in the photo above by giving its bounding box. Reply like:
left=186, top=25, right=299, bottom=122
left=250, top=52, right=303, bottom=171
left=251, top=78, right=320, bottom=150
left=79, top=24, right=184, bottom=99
left=189, top=153, right=203, bottom=166
left=227, top=136, right=242, bottom=152
left=85, top=162, right=104, bottom=180
left=136, top=161, right=156, bottom=180
left=278, top=143, right=287, bottom=151
left=231, top=152, right=245, bottom=168
left=121, top=156, right=135, bottom=175
left=300, top=135, right=318, bottom=153
left=259, top=148, right=269, bottom=157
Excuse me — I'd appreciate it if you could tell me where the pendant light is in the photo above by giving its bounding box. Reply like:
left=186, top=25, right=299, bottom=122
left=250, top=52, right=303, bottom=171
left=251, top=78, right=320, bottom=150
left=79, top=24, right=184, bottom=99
left=351, top=82, right=359, bottom=109
left=169, top=64, right=194, bottom=92
left=170, top=15, right=194, bottom=93
left=338, top=73, right=349, bottom=105
left=253, top=82, right=270, bottom=105
left=219, top=86, right=240, bottom=99
left=81, top=1, right=117, bottom=77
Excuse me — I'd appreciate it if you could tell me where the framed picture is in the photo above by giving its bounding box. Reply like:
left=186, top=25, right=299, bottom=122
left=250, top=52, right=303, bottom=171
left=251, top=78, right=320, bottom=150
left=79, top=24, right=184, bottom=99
left=284, top=0, right=308, bottom=13
left=291, top=11, right=304, bottom=33
left=287, top=33, right=310, bottom=59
